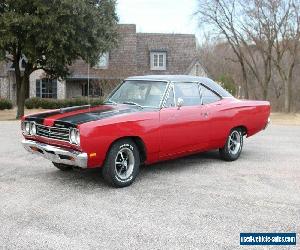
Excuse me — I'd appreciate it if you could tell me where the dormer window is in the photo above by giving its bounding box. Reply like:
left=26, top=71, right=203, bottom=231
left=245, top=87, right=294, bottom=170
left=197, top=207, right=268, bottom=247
left=150, top=52, right=166, bottom=71
left=95, top=52, right=109, bottom=69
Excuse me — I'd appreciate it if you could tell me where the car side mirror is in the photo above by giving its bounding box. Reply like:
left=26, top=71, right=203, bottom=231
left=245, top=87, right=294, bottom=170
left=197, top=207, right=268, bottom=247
left=177, top=98, right=184, bottom=109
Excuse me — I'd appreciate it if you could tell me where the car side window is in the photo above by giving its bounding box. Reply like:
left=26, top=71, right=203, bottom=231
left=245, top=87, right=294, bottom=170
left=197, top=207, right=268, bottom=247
left=174, top=82, right=201, bottom=106
left=200, top=85, right=221, bottom=105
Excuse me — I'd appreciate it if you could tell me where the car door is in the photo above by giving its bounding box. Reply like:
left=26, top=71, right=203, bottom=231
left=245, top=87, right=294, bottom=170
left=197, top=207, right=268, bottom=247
left=199, top=84, right=227, bottom=149
left=159, top=82, right=210, bottom=159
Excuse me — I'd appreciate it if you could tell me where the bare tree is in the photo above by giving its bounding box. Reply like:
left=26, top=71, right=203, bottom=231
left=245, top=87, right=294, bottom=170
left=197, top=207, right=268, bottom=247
left=196, top=0, right=250, bottom=98
left=271, top=0, right=300, bottom=112
left=195, top=0, right=297, bottom=103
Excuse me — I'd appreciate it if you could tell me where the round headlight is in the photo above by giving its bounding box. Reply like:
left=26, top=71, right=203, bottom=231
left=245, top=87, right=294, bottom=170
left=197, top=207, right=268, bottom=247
left=25, top=122, right=30, bottom=134
left=75, top=130, right=80, bottom=145
left=70, top=129, right=76, bottom=144
left=30, top=123, right=36, bottom=135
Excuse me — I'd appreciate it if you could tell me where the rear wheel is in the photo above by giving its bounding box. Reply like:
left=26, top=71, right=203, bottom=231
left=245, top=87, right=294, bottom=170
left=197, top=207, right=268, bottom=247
left=102, top=139, right=140, bottom=188
left=52, top=162, right=73, bottom=171
left=219, top=128, right=243, bottom=161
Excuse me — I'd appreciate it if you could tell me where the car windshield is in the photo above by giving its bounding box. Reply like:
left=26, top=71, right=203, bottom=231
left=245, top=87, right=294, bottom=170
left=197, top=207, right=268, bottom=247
left=107, top=80, right=167, bottom=108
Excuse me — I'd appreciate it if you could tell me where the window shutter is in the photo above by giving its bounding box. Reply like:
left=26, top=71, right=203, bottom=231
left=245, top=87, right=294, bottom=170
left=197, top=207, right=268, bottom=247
left=53, top=80, right=58, bottom=99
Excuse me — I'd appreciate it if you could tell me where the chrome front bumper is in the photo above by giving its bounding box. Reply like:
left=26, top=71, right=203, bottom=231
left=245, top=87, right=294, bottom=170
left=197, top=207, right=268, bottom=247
left=22, top=139, right=88, bottom=168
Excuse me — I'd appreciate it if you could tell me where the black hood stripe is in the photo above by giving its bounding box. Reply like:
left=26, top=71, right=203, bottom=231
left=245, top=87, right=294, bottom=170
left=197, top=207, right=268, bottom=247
left=25, top=110, right=62, bottom=124
left=25, top=105, right=103, bottom=124
left=54, top=108, right=138, bottom=126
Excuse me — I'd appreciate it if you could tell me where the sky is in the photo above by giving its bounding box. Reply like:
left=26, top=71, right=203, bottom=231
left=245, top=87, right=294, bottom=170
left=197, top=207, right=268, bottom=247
left=117, top=0, right=201, bottom=41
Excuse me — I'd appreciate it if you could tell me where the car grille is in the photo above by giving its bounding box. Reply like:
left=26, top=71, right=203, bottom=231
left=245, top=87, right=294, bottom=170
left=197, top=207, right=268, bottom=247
left=36, top=124, right=70, bottom=142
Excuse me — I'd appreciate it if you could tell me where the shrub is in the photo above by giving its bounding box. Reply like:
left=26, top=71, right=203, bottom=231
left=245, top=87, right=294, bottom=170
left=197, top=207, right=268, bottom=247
left=24, top=98, right=42, bottom=109
left=25, top=98, right=103, bottom=109
left=0, top=98, right=13, bottom=110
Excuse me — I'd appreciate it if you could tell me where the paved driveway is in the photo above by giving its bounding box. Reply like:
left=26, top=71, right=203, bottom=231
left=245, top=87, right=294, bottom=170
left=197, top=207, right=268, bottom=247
left=0, top=121, right=299, bottom=249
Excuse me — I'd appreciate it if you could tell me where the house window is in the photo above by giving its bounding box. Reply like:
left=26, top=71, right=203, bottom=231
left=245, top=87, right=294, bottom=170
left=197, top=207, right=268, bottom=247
left=150, top=52, right=167, bottom=70
left=36, top=79, right=57, bottom=99
left=95, top=52, right=109, bottom=69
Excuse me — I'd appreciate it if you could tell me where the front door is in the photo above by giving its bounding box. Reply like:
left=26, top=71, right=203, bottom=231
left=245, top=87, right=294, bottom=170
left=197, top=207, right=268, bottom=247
left=199, top=84, right=228, bottom=149
left=159, top=82, right=210, bottom=159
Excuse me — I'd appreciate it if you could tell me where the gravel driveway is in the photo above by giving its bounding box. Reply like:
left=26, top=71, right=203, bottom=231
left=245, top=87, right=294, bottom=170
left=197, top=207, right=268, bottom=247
left=0, top=121, right=299, bottom=249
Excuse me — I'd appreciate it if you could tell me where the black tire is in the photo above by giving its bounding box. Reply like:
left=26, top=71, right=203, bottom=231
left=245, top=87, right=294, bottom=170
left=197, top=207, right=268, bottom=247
left=219, top=128, right=244, bottom=161
left=102, top=139, right=140, bottom=188
left=52, top=162, right=73, bottom=171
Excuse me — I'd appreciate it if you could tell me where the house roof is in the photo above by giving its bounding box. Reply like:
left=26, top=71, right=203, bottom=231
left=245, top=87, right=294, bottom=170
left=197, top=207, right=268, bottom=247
left=1, top=24, right=205, bottom=81
left=136, top=31, right=199, bottom=76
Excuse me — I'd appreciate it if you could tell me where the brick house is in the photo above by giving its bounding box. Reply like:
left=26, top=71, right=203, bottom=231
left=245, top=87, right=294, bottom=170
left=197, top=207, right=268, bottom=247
left=0, top=24, right=207, bottom=102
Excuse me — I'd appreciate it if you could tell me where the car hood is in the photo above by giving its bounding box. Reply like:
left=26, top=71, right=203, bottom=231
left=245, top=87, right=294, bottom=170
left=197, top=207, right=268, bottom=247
left=25, top=104, right=140, bottom=128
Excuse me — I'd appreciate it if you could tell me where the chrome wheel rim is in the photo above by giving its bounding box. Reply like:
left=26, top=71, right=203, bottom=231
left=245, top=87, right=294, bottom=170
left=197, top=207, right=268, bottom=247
left=115, top=148, right=135, bottom=180
left=228, top=131, right=241, bottom=155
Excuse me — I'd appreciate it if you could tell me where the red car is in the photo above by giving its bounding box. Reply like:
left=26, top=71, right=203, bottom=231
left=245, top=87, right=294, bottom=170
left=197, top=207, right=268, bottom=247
left=22, top=75, right=270, bottom=187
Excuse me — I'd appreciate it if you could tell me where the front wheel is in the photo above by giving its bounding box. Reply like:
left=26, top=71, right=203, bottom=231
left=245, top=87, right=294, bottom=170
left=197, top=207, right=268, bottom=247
left=102, top=139, right=140, bottom=188
left=219, top=128, right=243, bottom=161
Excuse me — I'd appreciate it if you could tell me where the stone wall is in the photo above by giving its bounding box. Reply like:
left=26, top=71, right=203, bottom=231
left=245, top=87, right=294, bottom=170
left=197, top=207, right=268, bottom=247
left=0, top=77, right=8, bottom=99
left=57, top=79, right=66, bottom=99
left=0, top=73, right=16, bottom=103
left=29, top=69, right=66, bottom=99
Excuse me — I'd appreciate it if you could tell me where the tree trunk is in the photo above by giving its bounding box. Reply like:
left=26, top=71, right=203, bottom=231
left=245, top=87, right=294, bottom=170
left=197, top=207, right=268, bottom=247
left=16, top=73, right=29, bottom=119
left=262, top=87, right=268, bottom=100
left=16, top=78, right=25, bottom=119
left=242, top=76, right=249, bottom=99
left=25, top=78, right=30, bottom=99
left=288, top=78, right=292, bottom=113
left=241, top=62, right=249, bottom=99
left=239, top=58, right=249, bottom=99
left=284, top=78, right=292, bottom=113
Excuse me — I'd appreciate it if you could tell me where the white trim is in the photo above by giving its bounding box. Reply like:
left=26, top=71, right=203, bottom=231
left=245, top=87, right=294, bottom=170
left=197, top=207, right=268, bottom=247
left=150, top=52, right=167, bottom=71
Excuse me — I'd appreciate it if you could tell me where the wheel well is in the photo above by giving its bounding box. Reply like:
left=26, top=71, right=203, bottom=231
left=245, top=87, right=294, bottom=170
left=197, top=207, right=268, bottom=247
left=108, top=136, right=147, bottom=163
left=234, top=125, right=248, bottom=136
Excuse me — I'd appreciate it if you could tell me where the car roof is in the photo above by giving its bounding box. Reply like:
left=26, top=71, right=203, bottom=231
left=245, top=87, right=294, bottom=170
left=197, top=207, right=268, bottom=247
left=126, top=75, right=208, bottom=82
left=125, top=75, right=233, bottom=98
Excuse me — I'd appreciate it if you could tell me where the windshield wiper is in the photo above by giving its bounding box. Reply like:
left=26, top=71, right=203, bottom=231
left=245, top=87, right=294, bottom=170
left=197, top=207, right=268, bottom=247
left=122, top=101, right=143, bottom=109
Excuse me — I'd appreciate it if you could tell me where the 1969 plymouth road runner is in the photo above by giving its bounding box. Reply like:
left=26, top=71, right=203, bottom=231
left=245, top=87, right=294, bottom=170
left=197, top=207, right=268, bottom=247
left=22, top=75, right=270, bottom=187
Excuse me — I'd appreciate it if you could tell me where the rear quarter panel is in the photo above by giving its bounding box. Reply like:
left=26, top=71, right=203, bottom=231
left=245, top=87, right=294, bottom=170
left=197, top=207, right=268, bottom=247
left=207, top=98, right=270, bottom=149
left=221, top=98, right=270, bottom=139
